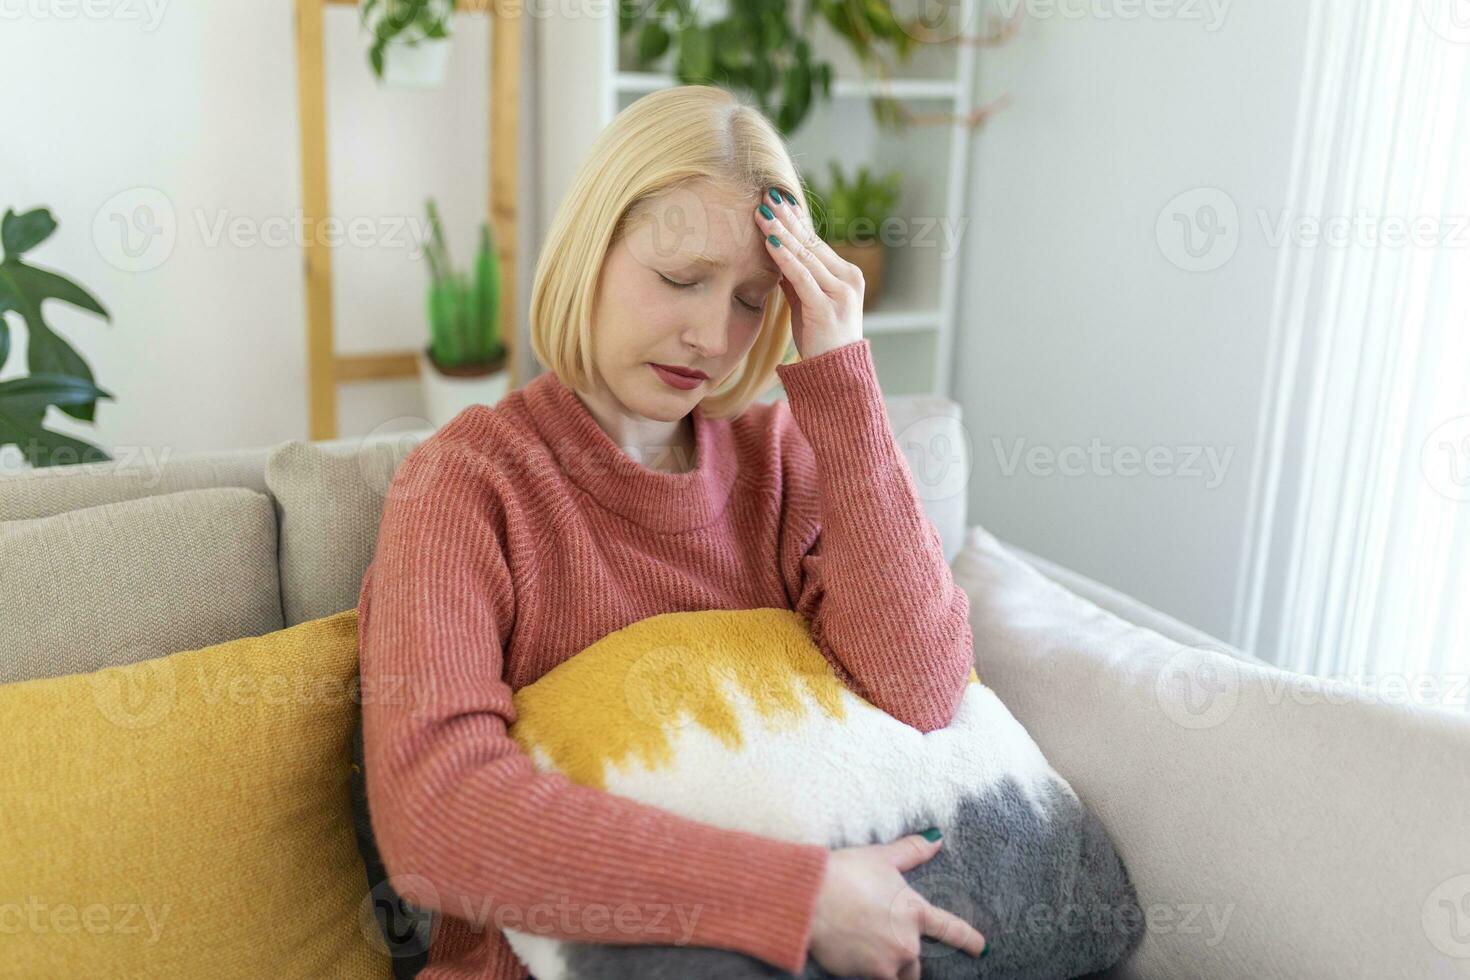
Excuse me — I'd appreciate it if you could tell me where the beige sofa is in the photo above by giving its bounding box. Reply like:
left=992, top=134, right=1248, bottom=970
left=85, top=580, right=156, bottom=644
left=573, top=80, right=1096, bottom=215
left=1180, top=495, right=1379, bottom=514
left=4, top=395, right=1464, bottom=979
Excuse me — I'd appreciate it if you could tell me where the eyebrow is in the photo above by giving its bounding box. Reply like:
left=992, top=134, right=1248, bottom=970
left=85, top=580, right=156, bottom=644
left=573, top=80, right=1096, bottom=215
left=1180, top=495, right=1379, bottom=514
left=684, top=251, right=781, bottom=283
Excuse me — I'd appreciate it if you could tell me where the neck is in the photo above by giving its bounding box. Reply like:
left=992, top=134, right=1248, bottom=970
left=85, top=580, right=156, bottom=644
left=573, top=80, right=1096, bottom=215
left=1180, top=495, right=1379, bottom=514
left=575, top=384, right=698, bottom=474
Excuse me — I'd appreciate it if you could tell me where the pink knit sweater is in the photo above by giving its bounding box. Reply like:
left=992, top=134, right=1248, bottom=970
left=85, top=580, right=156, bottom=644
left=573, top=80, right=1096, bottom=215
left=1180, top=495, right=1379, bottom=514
left=357, top=338, right=974, bottom=979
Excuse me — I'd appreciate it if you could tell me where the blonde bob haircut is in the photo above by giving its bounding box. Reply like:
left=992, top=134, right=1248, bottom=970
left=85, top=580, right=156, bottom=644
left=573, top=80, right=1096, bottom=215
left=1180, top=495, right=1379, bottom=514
left=528, top=84, right=808, bottom=420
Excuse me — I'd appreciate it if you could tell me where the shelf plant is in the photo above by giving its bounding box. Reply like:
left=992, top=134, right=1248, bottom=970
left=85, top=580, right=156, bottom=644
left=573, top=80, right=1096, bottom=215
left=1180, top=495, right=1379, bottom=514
left=620, top=0, right=943, bottom=134
left=807, top=161, right=902, bottom=310
left=0, top=206, right=114, bottom=468
left=417, top=197, right=509, bottom=424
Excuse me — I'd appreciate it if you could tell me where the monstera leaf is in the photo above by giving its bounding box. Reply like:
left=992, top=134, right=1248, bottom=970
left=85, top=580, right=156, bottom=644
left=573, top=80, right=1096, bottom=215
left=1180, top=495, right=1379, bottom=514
left=0, top=206, right=114, bottom=467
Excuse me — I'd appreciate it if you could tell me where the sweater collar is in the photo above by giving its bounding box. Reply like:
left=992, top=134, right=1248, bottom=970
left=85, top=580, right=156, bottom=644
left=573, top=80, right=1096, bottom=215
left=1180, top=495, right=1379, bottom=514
left=521, top=369, right=740, bottom=533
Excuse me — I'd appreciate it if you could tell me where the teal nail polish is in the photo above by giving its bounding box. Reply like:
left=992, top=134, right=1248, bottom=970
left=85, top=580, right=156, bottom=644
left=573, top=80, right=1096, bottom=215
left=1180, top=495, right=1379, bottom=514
left=767, top=234, right=781, bottom=247
left=758, top=203, right=775, bottom=220
left=979, top=943, right=990, bottom=958
left=769, top=188, right=783, bottom=204
left=920, top=827, right=942, bottom=841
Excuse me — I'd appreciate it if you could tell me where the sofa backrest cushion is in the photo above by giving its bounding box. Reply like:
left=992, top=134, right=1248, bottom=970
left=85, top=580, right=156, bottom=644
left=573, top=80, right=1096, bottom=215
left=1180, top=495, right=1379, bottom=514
left=0, top=487, right=284, bottom=685
left=265, top=396, right=967, bottom=629
left=882, top=392, right=969, bottom=565
left=266, top=433, right=429, bottom=627
left=0, top=445, right=274, bottom=521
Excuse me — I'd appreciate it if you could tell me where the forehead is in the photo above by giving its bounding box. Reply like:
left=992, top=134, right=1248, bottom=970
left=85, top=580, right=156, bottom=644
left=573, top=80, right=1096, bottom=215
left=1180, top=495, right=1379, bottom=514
left=624, top=182, right=780, bottom=278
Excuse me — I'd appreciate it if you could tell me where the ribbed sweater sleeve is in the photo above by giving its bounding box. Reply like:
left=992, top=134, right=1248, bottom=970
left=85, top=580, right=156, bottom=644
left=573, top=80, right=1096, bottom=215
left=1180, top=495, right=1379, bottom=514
left=356, top=445, right=830, bottom=976
left=773, top=338, right=974, bottom=734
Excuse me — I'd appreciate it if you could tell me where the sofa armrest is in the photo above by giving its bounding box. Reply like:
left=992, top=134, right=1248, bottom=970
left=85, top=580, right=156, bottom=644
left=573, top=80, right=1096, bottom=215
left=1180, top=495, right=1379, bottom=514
left=954, top=525, right=1470, bottom=980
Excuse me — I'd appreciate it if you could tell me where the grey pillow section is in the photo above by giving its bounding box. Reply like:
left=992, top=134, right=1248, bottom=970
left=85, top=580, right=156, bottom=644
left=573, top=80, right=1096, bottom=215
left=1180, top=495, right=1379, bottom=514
left=0, top=487, right=284, bottom=684
left=553, top=773, right=1144, bottom=980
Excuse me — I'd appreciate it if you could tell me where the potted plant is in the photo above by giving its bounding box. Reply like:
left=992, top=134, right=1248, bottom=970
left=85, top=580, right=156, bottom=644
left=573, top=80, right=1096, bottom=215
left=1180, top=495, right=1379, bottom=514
left=809, top=162, right=901, bottom=311
left=416, top=197, right=508, bottom=426
left=620, top=0, right=935, bottom=135
left=621, top=0, right=833, bottom=136
left=361, top=0, right=455, bottom=88
left=0, top=206, right=115, bottom=468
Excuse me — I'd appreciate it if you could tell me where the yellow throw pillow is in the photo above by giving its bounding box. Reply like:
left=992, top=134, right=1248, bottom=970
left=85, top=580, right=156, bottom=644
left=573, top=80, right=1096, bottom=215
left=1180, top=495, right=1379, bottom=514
left=0, top=608, right=391, bottom=979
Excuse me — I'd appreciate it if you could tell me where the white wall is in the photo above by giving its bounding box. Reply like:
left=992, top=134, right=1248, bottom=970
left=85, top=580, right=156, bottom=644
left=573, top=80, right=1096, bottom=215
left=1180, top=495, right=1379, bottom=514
left=3, top=0, right=1310, bottom=645
left=955, top=2, right=1313, bottom=643
left=0, top=0, right=529, bottom=466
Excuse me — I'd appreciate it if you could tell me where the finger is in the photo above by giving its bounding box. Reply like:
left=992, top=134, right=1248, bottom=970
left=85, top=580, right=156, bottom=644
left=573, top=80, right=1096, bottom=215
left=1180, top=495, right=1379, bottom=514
left=898, top=957, right=922, bottom=980
left=887, top=833, right=942, bottom=872
left=757, top=207, right=845, bottom=296
left=772, top=187, right=858, bottom=286
left=762, top=221, right=833, bottom=315
left=919, top=901, right=987, bottom=957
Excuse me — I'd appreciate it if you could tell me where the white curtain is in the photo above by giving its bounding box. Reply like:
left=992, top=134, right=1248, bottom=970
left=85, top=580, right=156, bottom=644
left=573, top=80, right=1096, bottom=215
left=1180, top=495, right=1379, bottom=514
left=1232, top=0, right=1470, bottom=710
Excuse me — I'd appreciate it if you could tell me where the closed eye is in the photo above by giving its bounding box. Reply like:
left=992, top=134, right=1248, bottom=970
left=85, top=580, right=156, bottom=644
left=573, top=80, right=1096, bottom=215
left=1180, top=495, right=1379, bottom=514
left=659, top=273, right=764, bottom=314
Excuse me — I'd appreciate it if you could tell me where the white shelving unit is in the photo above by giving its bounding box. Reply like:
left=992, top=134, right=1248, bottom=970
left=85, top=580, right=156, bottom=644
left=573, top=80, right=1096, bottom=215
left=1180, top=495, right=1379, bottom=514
left=600, top=1, right=979, bottom=399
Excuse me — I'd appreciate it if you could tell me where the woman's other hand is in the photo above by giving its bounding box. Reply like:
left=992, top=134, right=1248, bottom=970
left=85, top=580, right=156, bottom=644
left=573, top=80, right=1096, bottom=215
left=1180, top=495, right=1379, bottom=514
left=808, top=830, right=988, bottom=980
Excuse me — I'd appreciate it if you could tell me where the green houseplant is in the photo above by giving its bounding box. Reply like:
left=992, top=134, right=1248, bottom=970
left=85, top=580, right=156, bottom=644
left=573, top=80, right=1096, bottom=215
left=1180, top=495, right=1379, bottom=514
left=362, top=0, right=455, bottom=87
left=809, top=161, right=902, bottom=311
left=416, top=197, right=509, bottom=425
left=0, top=207, right=114, bottom=468
left=620, top=0, right=937, bottom=134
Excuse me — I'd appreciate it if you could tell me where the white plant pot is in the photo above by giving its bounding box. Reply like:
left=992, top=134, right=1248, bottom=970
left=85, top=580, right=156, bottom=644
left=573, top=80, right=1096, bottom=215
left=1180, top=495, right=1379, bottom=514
left=417, top=349, right=511, bottom=428
left=379, top=38, right=451, bottom=88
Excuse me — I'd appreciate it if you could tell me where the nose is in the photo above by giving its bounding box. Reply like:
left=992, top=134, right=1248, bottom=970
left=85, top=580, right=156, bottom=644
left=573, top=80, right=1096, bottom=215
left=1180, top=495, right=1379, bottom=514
left=680, top=296, right=736, bottom=360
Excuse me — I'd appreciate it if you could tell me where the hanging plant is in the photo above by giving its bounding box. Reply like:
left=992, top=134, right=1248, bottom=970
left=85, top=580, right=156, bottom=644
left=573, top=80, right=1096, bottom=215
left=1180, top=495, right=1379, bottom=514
left=361, top=0, right=456, bottom=88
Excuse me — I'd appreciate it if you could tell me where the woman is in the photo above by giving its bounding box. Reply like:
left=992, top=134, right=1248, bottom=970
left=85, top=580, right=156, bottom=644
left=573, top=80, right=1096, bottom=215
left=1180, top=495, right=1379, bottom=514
left=357, top=84, right=986, bottom=980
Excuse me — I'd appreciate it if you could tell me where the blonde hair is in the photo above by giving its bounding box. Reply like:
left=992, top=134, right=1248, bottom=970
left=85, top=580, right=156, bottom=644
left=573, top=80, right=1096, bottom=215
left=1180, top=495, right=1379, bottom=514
left=528, top=85, right=807, bottom=419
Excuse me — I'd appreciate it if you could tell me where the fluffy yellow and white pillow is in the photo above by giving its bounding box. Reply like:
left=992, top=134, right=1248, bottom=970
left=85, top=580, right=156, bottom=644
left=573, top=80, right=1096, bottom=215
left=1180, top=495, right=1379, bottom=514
left=505, top=608, right=1144, bottom=980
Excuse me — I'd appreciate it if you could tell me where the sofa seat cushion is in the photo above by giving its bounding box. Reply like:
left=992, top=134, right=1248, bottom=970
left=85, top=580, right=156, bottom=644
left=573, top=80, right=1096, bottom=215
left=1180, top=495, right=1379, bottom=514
left=0, top=487, right=284, bottom=684
left=0, top=608, right=391, bottom=978
left=952, top=523, right=1470, bottom=979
